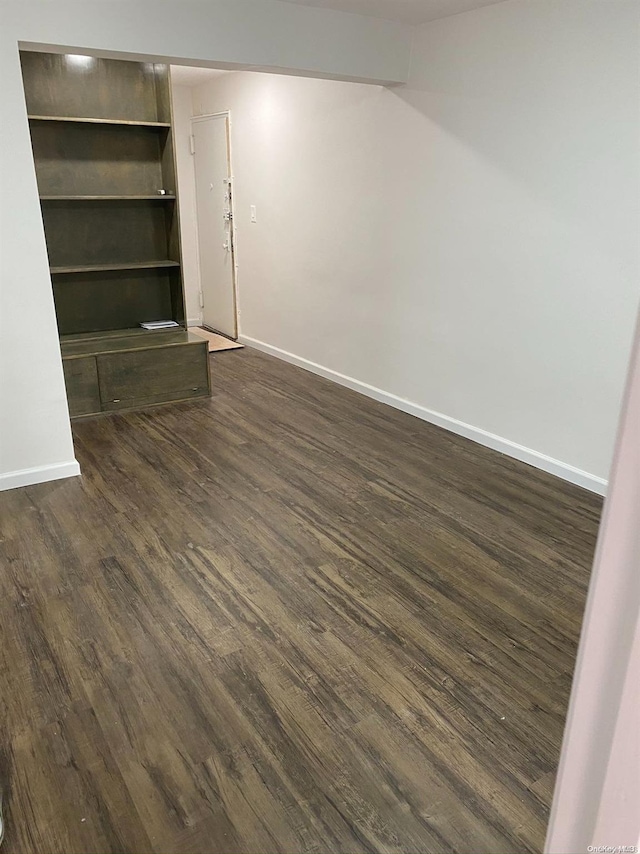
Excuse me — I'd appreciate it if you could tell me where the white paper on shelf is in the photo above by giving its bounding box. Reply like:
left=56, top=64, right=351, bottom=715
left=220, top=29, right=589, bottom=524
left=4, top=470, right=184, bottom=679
left=140, top=320, right=180, bottom=330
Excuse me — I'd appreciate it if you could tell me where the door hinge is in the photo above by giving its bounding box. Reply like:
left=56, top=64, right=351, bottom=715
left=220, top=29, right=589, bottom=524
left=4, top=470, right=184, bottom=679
left=189, top=134, right=195, bottom=155
left=199, top=290, right=204, bottom=308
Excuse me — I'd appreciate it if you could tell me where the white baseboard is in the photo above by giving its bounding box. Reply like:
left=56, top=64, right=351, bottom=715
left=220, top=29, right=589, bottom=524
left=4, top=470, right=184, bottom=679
left=187, top=317, right=203, bottom=328
left=0, top=459, right=81, bottom=492
left=238, top=335, right=607, bottom=496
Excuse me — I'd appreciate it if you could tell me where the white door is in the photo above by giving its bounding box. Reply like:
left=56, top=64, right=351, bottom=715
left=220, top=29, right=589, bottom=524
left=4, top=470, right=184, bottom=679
left=192, top=114, right=236, bottom=338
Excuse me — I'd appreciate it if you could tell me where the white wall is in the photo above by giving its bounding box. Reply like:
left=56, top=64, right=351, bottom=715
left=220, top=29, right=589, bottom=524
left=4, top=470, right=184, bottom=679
left=547, top=311, right=640, bottom=852
left=0, top=32, right=79, bottom=490
left=183, top=0, right=640, bottom=490
left=0, top=0, right=411, bottom=491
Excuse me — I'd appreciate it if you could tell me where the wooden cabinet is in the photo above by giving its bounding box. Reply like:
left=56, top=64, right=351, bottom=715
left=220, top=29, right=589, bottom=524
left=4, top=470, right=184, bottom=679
left=61, top=332, right=210, bottom=418
left=62, top=357, right=101, bottom=417
left=99, top=341, right=210, bottom=410
left=20, top=51, right=210, bottom=418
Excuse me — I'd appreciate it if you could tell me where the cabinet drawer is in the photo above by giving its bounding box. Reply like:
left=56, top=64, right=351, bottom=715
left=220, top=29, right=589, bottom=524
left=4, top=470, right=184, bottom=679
left=63, top=356, right=101, bottom=417
left=97, top=343, right=209, bottom=410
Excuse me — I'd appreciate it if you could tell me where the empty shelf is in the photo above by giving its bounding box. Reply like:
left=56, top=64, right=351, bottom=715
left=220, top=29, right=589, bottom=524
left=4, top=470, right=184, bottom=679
left=60, top=327, right=203, bottom=358
left=51, top=261, right=181, bottom=274
left=28, top=115, right=171, bottom=128
left=40, top=194, right=176, bottom=201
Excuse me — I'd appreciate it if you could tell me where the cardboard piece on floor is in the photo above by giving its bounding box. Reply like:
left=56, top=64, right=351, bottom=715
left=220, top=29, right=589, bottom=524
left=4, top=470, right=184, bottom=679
left=190, top=327, right=244, bottom=352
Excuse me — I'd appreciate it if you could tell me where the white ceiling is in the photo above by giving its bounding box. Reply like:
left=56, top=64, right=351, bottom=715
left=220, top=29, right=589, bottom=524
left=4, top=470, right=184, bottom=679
left=170, top=66, right=230, bottom=86
left=278, top=0, right=506, bottom=25
left=170, top=0, right=507, bottom=86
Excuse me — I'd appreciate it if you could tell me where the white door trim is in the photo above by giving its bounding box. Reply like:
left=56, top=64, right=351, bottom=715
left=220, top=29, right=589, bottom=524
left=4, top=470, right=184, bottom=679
left=190, top=110, right=239, bottom=338
left=191, top=111, right=231, bottom=121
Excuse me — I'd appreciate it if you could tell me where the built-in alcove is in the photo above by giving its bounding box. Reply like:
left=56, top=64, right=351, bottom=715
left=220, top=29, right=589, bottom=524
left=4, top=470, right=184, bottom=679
left=20, top=50, right=210, bottom=417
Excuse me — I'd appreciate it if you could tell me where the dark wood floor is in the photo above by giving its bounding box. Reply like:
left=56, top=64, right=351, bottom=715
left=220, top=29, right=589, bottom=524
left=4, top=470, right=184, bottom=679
left=0, top=347, right=602, bottom=854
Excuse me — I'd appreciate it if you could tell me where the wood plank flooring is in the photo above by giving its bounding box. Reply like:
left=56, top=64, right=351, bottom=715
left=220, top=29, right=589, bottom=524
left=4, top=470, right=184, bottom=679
left=0, top=347, right=602, bottom=854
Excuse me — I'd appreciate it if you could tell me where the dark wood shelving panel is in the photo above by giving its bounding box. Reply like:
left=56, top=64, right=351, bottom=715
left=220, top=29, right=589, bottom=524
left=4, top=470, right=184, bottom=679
left=51, top=267, right=183, bottom=335
left=28, top=121, right=176, bottom=196
left=21, top=49, right=210, bottom=418
left=41, top=200, right=181, bottom=271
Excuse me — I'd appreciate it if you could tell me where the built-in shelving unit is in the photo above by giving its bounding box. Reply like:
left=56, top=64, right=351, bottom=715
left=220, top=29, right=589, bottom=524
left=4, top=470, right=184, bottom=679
left=21, top=50, right=210, bottom=418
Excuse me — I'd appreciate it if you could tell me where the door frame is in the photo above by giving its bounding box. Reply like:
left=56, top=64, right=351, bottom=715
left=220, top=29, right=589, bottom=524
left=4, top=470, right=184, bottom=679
left=190, top=110, right=239, bottom=339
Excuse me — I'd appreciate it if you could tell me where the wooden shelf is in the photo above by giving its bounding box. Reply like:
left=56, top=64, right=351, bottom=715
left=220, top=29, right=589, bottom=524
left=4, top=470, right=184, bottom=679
left=28, top=114, right=171, bottom=128
left=62, top=327, right=163, bottom=342
left=40, top=195, right=176, bottom=201
left=51, top=261, right=181, bottom=274
left=60, top=327, right=203, bottom=358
